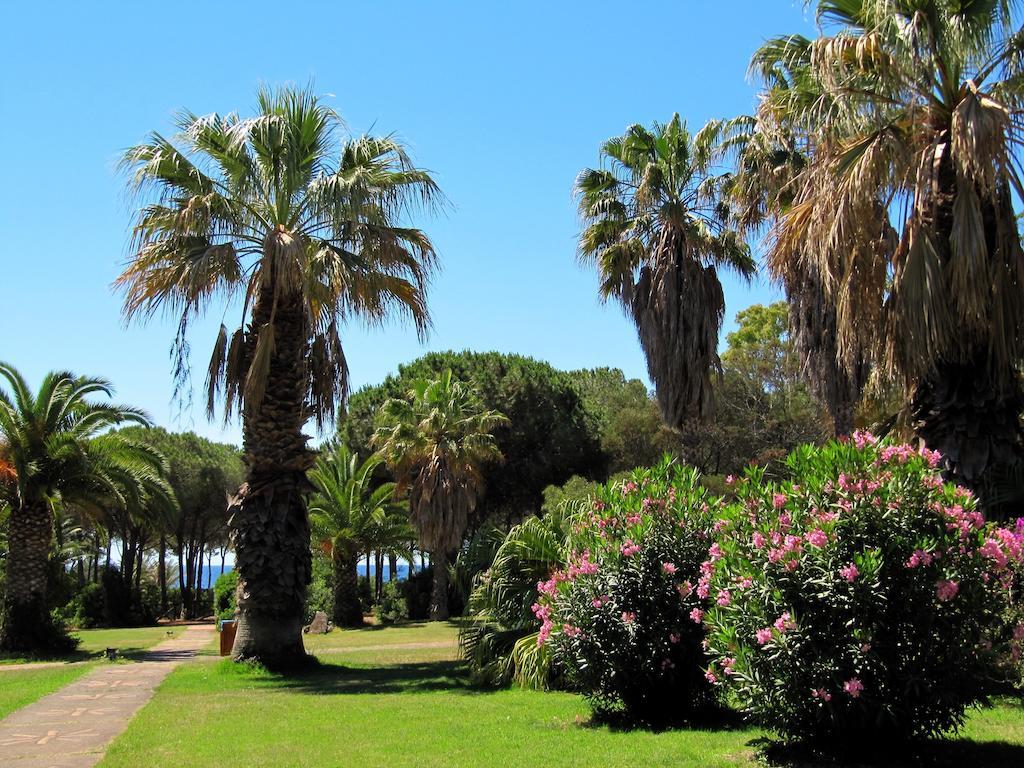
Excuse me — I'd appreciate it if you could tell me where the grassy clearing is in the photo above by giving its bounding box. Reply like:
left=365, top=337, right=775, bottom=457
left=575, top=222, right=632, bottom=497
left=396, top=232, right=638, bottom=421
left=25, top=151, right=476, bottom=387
left=0, top=664, right=95, bottom=719
left=98, top=622, right=1024, bottom=768
left=0, top=624, right=185, bottom=665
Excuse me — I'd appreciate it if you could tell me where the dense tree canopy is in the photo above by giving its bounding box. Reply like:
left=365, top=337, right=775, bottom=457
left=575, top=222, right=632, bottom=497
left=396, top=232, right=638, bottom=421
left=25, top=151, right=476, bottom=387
left=343, top=351, right=605, bottom=525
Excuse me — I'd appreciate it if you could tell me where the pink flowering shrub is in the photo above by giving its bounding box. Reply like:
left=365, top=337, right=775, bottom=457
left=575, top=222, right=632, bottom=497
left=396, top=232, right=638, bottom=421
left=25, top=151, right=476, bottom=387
left=702, top=435, right=1024, bottom=743
left=533, top=458, right=718, bottom=723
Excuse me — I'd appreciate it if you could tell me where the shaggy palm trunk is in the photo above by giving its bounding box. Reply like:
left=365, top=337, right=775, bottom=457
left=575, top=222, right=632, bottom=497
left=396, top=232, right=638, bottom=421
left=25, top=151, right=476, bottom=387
left=429, top=549, right=449, bottom=621
left=0, top=502, right=69, bottom=653
left=230, top=275, right=314, bottom=670
left=332, top=548, right=364, bottom=628
left=912, top=356, right=1024, bottom=516
left=632, top=228, right=724, bottom=428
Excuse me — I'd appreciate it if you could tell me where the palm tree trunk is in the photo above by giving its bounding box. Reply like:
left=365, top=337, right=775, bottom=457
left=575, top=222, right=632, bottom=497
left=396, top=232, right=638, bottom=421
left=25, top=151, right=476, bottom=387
left=388, top=553, right=397, bottom=583
left=230, top=283, right=314, bottom=670
left=0, top=502, right=71, bottom=653
left=429, top=549, right=449, bottom=621
left=158, top=536, right=167, bottom=614
left=912, top=355, right=1024, bottom=517
left=332, top=548, right=364, bottom=628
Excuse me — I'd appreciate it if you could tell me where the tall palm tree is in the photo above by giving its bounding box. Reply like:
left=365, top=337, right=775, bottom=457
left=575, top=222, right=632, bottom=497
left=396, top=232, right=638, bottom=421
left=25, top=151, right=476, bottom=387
left=308, top=444, right=409, bottom=627
left=760, top=1, right=1024, bottom=497
left=116, top=85, right=441, bottom=667
left=0, top=364, right=165, bottom=652
left=575, top=114, right=755, bottom=429
left=373, top=371, right=508, bottom=620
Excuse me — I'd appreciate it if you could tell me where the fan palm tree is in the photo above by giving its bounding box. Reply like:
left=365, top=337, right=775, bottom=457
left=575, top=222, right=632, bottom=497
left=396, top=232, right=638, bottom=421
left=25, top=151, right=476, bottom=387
left=0, top=364, right=166, bottom=652
left=308, top=444, right=409, bottom=627
left=116, top=85, right=441, bottom=667
left=760, top=1, right=1024, bottom=496
left=373, top=371, right=508, bottom=620
left=575, top=114, right=756, bottom=428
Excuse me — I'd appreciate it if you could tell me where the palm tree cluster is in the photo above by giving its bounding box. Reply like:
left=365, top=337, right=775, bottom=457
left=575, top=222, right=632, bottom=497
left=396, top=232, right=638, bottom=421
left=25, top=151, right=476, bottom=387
left=576, top=2, right=1024, bottom=506
left=0, top=364, right=174, bottom=652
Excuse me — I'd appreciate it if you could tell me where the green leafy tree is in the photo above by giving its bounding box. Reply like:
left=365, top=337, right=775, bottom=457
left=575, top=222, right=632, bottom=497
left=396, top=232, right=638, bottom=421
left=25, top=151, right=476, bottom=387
left=569, top=368, right=675, bottom=474
left=123, top=427, right=243, bottom=618
left=0, top=364, right=168, bottom=652
left=344, top=351, right=604, bottom=527
left=576, top=114, right=755, bottom=429
left=373, top=371, right=508, bottom=620
left=116, top=85, right=441, bottom=668
left=308, top=444, right=410, bottom=627
left=757, top=1, right=1024, bottom=497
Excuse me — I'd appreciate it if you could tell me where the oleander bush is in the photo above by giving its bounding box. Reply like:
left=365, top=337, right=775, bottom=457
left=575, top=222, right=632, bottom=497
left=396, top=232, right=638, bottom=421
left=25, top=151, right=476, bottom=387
left=535, top=458, right=718, bottom=724
left=702, top=434, right=1024, bottom=745
left=376, top=580, right=408, bottom=624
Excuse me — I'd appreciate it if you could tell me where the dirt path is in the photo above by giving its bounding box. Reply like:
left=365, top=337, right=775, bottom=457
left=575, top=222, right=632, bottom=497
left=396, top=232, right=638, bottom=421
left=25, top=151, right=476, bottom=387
left=313, top=640, right=455, bottom=655
left=0, top=624, right=214, bottom=767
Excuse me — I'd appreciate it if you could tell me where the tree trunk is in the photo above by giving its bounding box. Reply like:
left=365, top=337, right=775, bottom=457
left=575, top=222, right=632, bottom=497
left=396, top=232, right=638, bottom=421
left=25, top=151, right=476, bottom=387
left=388, top=553, right=397, bottom=583
left=912, top=356, right=1024, bottom=518
left=332, top=546, right=364, bottom=628
left=374, top=551, right=384, bottom=601
left=229, top=271, right=314, bottom=671
left=158, top=536, right=167, bottom=614
left=429, top=549, right=449, bottom=621
left=176, top=544, right=189, bottom=620
left=0, top=502, right=71, bottom=653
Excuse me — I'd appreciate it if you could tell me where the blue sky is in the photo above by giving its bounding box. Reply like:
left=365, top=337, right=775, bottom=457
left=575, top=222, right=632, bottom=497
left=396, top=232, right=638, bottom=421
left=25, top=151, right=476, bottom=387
left=0, top=1, right=816, bottom=445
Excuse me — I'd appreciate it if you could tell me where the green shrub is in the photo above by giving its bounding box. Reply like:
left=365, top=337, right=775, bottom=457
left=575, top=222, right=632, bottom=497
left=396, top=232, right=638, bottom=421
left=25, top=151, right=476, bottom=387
left=376, top=580, right=408, bottom=624
left=536, top=458, right=718, bottom=724
left=213, top=570, right=238, bottom=622
left=305, top=556, right=333, bottom=624
left=69, top=582, right=106, bottom=629
left=703, top=434, right=1024, bottom=745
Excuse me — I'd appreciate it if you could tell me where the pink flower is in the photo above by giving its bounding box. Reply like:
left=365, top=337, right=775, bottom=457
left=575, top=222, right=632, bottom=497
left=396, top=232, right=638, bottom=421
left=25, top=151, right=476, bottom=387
left=936, top=579, right=959, bottom=602
left=840, top=563, right=859, bottom=582
left=752, top=532, right=767, bottom=549
left=853, top=431, right=877, bottom=449
left=669, top=633, right=681, bottom=644
left=756, top=628, right=773, bottom=645
left=708, top=543, right=724, bottom=562
left=725, top=475, right=736, bottom=487
left=563, top=624, right=581, bottom=638
left=722, top=657, right=736, bottom=675
left=716, top=590, right=732, bottom=607
left=677, top=581, right=693, bottom=599
left=689, top=608, right=704, bottom=624
left=705, top=668, right=718, bottom=683
left=843, top=678, right=864, bottom=698
left=811, top=687, right=832, bottom=702
left=774, top=612, right=794, bottom=633
left=662, top=562, right=677, bottom=575
left=773, top=493, right=787, bottom=510
left=805, top=529, right=828, bottom=548
left=620, top=540, right=641, bottom=558
left=621, top=611, right=636, bottom=624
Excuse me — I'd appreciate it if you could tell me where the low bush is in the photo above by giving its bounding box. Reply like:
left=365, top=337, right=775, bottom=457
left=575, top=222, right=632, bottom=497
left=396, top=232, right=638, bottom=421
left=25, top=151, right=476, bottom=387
left=703, top=434, right=1024, bottom=745
left=213, top=570, right=238, bottom=622
left=536, top=458, right=718, bottom=724
left=376, top=580, right=408, bottom=624
left=69, top=582, right=106, bottom=629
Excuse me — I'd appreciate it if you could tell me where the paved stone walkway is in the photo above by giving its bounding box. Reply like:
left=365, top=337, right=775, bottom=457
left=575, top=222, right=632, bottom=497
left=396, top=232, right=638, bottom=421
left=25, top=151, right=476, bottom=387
left=0, top=624, right=214, bottom=767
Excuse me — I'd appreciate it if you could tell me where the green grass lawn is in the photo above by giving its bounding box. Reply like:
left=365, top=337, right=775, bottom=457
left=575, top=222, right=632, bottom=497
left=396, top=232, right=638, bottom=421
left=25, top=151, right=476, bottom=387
left=0, top=624, right=185, bottom=665
left=0, top=664, right=95, bottom=719
left=98, top=622, right=1024, bottom=768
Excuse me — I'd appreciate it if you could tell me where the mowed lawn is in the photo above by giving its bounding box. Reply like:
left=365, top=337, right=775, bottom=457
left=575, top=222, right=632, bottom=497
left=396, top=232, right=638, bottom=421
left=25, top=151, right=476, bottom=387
left=97, top=622, right=1024, bottom=768
left=0, top=624, right=185, bottom=666
left=0, top=664, right=95, bottom=719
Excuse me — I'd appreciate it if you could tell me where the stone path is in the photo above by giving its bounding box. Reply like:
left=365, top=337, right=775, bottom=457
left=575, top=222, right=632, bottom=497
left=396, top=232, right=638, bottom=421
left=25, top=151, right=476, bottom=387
left=0, top=624, right=214, bottom=767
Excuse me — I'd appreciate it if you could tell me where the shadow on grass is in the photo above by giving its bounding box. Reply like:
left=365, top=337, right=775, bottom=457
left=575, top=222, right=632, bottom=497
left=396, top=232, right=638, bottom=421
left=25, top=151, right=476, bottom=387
left=230, top=658, right=480, bottom=696
left=755, top=736, right=1024, bottom=768
left=581, top=702, right=750, bottom=733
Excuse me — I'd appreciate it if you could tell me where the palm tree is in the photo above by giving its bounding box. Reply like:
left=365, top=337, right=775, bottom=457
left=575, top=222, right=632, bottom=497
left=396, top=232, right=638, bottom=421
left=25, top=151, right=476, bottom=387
left=0, top=364, right=164, bottom=652
left=575, top=114, right=755, bottom=429
left=308, top=444, right=409, bottom=627
left=116, top=85, right=441, bottom=667
left=759, top=2, right=1024, bottom=497
left=373, top=371, right=508, bottom=620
